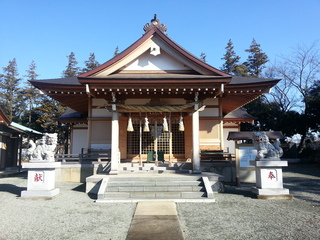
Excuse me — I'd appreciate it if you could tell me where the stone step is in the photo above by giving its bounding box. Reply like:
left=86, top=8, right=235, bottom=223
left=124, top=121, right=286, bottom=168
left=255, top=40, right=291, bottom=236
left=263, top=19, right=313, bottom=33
left=107, top=176, right=207, bottom=182
left=98, top=175, right=216, bottom=202
left=120, top=167, right=170, bottom=172
left=107, top=180, right=202, bottom=187
left=107, top=185, right=204, bottom=192
left=93, top=172, right=223, bottom=202
left=104, top=191, right=207, bottom=199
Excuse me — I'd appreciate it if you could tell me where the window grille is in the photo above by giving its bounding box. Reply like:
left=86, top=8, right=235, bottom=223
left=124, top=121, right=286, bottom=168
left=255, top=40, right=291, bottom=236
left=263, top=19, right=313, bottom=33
left=127, top=117, right=184, bottom=155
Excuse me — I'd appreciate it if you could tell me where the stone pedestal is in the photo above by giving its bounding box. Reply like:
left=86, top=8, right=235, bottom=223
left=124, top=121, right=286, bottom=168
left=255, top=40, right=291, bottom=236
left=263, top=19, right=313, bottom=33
left=251, top=160, right=293, bottom=199
left=21, top=162, right=61, bottom=199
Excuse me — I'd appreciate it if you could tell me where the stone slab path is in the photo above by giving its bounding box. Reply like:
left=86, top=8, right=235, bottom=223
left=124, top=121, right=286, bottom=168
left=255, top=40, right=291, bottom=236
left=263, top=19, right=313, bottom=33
left=126, top=201, right=185, bottom=240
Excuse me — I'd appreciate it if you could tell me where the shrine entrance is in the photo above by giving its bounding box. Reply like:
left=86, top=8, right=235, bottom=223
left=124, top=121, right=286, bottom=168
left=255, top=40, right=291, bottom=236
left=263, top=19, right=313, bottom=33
left=126, top=114, right=185, bottom=162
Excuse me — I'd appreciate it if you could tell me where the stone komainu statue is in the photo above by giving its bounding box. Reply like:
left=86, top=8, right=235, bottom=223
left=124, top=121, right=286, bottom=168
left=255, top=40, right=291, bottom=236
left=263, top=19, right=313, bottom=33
left=252, top=132, right=283, bottom=161
left=27, top=133, right=58, bottom=162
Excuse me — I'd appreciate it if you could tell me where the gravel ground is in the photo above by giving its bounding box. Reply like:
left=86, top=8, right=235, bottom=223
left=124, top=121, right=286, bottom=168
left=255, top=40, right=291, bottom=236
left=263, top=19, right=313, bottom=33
left=0, top=163, right=319, bottom=240
left=178, top=163, right=320, bottom=240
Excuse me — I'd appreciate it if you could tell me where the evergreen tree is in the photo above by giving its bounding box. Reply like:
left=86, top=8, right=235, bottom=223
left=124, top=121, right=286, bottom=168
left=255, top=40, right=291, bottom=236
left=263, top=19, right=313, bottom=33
left=23, top=60, right=42, bottom=126
left=0, top=58, right=22, bottom=120
left=80, top=53, right=100, bottom=73
left=221, top=39, right=241, bottom=74
left=233, top=64, right=250, bottom=77
left=62, top=52, right=79, bottom=77
left=35, top=96, right=65, bottom=130
left=245, top=39, right=269, bottom=77
left=305, top=80, right=320, bottom=131
left=35, top=95, right=68, bottom=151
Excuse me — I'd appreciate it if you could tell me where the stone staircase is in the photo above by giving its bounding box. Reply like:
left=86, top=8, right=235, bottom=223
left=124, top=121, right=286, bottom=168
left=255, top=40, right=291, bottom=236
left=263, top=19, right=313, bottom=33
left=87, top=162, right=223, bottom=202
left=96, top=174, right=216, bottom=202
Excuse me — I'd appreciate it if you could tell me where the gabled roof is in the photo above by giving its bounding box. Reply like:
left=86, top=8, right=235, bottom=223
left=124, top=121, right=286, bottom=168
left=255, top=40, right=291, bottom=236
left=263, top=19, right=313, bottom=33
left=78, top=27, right=231, bottom=79
left=30, top=17, right=280, bottom=116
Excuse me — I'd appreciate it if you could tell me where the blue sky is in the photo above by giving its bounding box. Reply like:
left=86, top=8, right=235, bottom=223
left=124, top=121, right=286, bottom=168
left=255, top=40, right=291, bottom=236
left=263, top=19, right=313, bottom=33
left=1, top=0, right=319, bottom=80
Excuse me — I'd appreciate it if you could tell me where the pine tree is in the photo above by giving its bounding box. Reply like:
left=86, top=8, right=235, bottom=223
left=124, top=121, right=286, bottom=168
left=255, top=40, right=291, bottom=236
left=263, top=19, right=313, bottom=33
left=0, top=58, right=22, bottom=120
left=23, top=60, right=42, bottom=125
left=233, top=64, right=250, bottom=77
left=62, top=52, right=79, bottom=77
left=80, top=53, right=100, bottom=73
left=245, top=39, right=269, bottom=77
left=221, top=39, right=241, bottom=74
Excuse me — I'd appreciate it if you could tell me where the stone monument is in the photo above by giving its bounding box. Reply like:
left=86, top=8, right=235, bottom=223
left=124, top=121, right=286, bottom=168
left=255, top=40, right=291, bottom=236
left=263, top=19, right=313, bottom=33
left=21, top=133, right=61, bottom=199
left=251, top=132, right=293, bottom=199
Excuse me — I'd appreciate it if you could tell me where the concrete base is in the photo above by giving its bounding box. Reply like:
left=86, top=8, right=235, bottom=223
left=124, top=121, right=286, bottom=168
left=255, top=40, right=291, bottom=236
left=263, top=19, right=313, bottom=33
left=252, top=187, right=293, bottom=200
left=22, top=162, right=60, bottom=199
left=109, top=170, right=119, bottom=175
left=252, top=160, right=292, bottom=200
left=21, top=188, right=60, bottom=199
left=252, top=187, right=290, bottom=195
left=256, top=194, right=294, bottom=200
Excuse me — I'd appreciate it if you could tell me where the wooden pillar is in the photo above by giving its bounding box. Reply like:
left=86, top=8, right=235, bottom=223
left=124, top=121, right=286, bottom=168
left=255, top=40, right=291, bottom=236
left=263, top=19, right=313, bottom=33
left=154, top=117, right=158, bottom=166
left=87, top=96, right=92, bottom=150
left=192, top=103, right=201, bottom=173
left=139, top=115, right=142, bottom=166
left=110, top=106, right=119, bottom=175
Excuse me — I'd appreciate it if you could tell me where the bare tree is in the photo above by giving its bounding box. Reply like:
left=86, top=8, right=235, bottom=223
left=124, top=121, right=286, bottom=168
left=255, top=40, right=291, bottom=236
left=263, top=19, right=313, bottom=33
left=274, top=41, right=320, bottom=113
left=273, top=41, right=320, bottom=151
left=264, top=66, right=299, bottom=113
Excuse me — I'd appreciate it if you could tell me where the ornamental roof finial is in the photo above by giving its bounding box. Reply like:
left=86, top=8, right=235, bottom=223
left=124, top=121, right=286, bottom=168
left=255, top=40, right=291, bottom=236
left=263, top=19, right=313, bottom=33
left=143, top=14, right=167, bottom=34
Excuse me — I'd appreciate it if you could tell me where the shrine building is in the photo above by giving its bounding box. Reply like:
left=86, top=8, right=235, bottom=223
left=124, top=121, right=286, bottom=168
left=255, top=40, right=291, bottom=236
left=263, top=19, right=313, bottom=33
left=30, top=17, right=280, bottom=175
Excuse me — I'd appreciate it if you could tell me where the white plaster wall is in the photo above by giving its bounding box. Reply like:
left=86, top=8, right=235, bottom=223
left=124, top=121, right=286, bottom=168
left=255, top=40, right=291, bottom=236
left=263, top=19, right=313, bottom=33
left=71, top=129, right=88, bottom=154
left=199, top=108, right=219, bottom=117
left=92, top=109, right=112, bottom=117
left=123, top=49, right=191, bottom=71
left=223, top=128, right=236, bottom=154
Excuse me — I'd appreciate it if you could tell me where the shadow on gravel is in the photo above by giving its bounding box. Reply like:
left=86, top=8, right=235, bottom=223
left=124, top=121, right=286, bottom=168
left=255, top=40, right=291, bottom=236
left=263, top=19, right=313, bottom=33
left=284, top=163, right=320, bottom=178
left=223, top=183, right=256, bottom=198
left=0, top=184, right=26, bottom=196
left=284, top=177, right=320, bottom=204
left=282, top=163, right=320, bottom=204
left=71, top=183, right=96, bottom=199
left=72, top=183, right=86, bottom=192
left=0, top=171, right=28, bottom=179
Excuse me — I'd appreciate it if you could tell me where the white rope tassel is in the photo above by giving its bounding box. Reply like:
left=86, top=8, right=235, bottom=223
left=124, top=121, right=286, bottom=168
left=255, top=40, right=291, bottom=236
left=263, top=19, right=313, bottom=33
left=179, top=116, right=185, bottom=131
left=163, top=116, right=169, bottom=132
left=127, top=116, right=134, bottom=132
left=143, top=116, right=150, bottom=132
